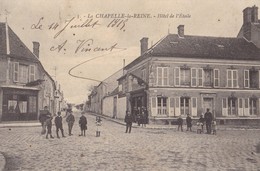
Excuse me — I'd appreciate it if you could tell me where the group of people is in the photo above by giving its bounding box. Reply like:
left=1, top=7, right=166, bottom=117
left=39, top=107, right=88, bottom=139
left=177, top=108, right=217, bottom=135
left=132, top=107, right=149, bottom=127
left=124, top=107, right=149, bottom=133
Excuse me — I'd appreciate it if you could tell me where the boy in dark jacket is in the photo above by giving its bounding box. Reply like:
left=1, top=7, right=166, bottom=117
left=66, top=111, right=75, bottom=136
left=125, top=111, right=133, bottom=133
left=79, top=112, right=87, bottom=136
left=46, top=115, right=54, bottom=139
left=54, top=111, right=65, bottom=138
left=186, top=114, right=192, bottom=132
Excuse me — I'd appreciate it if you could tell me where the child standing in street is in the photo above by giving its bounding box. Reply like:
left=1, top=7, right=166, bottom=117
left=79, top=112, right=87, bottom=136
left=46, top=115, right=54, bottom=139
left=95, top=116, right=102, bottom=137
left=212, top=120, right=217, bottom=135
left=186, top=114, right=192, bottom=132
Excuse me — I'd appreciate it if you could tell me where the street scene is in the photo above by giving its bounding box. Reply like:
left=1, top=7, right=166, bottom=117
left=0, top=111, right=259, bottom=171
left=1, top=0, right=260, bottom=170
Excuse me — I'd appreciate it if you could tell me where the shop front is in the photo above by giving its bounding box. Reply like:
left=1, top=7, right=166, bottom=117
left=2, top=87, right=39, bottom=121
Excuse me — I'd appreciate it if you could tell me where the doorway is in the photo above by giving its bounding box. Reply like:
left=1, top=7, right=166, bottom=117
left=203, top=98, right=214, bottom=114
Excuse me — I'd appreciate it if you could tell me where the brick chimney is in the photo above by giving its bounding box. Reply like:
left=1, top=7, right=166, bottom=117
left=243, top=7, right=252, bottom=24
left=178, top=25, right=184, bottom=37
left=140, top=37, right=148, bottom=55
left=33, top=41, right=40, bottom=58
left=252, top=5, right=258, bottom=23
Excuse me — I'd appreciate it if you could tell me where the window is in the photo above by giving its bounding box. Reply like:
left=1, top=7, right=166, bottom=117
left=214, top=69, right=219, bottom=87
left=157, top=67, right=168, bottom=86
left=180, top=97, right=190, bottom=115
left=19, top=65, right=29, bottom=83
left=250, top=70, right=258, bottom=88
left=249, top=98, right=257, bottom=115
left=244, top=70, right=249, bottom=88
left=180, top=69, right=190, bottom=86
left=204, top=69, right=213, bottom=86
left=157, top=97, right=167, bottom=115
left=29, top=65, right=35, bottom=82
left=13, top=62, right=19, bottom=82
left=8, top=100, right=17, bottom=113
left=228, top=98, right=236, bottom=115
left=227, top=70, right=238, bottom=88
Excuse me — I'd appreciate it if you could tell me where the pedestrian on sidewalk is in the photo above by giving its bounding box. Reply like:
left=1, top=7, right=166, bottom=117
left=124, top=110, right=133, bottom=133
left=39, top=106, right=50, bottom=135
left=212, top=120, right=217, bottom=135
left=186, top=114, right=192, bottom=132
left=79, top=112, right=87, bottom=136
left=54, top=111, right=65, bottom=138
left=46, top=115, right=54, bottom=139
left=66, top=110, right=75, bottom=136
left=177, top=115, right=183, bottom=131
left=95, top=116, right=102, bottom=137
left=204, top=108, right=213, bottom=134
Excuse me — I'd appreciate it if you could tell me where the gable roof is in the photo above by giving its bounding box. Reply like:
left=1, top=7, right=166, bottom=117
left=125, top=34, right=260, bottom=69
left=0, top=22, right=38, bottom=62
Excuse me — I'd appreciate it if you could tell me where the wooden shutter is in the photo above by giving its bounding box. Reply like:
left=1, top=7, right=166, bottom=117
left=191, top=97, right=197, bottom=116
left=244, top=98, right=249, bottom=116
left=175, top=97, right=180, bottom=116
left=222, top=98, right=228, bottom=116
left=13, top=62, right=19, bottom=82
left=174, top=67, right=180, bottom=86
left=238, top=98, right=244, bottom=116
left=151, top=97, right=157, bottom=116
left=168, top=97, right=175, bottom=116
left=191, top=68, right=197, bottom=87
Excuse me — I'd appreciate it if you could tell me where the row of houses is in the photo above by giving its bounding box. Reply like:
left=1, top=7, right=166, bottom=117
left=87, top=6, right=260, bottom=125
left=0, top=21, right=66, bottom=122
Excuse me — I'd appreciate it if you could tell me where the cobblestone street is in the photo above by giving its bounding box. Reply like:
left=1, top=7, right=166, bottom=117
left=0, top=112, right=259, bottom=171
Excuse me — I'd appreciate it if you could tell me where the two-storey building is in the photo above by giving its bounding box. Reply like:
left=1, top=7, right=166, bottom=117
left=119, top=6, right=260, bottom=124
left=0, top=21, right=57, bottom=121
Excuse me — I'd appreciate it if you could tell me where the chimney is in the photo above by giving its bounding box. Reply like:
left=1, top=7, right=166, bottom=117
left=178, top=25, right=184, bottom=37
left=140, top=37, right=148, bottom=55
left=243, top=7, right=252, bottom=24
left=252, top=5, right=258, bottom=23
left=33, top=41, right=40, bottom=58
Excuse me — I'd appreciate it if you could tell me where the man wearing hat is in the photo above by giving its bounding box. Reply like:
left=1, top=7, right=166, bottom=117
left=55, top=111, right=65, bottom=138
left=66, top=110, right=75, bottom=136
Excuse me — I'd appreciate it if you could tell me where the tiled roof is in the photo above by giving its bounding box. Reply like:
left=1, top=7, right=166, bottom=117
left=0, top=22, right=38, bottom=62
left=125, top=34, right=260, bottom=69
left=150, top=34, right=260, bottom=60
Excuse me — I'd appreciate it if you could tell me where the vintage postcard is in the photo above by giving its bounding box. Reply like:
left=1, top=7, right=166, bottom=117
left=0, top=0, right=260, bottom=170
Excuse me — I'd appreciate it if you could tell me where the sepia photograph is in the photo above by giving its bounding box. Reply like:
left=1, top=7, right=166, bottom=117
left=0, top=0, right=260, bottom=170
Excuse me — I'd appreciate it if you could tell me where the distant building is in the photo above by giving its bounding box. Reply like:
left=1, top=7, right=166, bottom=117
left=0, top=22, right=62, bottom=121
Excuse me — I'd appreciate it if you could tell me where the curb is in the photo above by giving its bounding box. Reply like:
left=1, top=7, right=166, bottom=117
left=0, top=123, right=41, bottom=128
left=87, top=112, right=260, bottom=131
left=0, top=152, right=6, bottom=171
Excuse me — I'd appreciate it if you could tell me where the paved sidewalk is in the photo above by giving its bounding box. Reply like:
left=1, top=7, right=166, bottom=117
left=89, top=112, right=260, bottom=130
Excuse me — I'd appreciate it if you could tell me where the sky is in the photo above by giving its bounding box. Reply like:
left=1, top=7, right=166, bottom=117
left=0, top=0, right=260, bottom=104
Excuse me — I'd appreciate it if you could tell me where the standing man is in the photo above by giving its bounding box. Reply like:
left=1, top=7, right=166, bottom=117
left=55, top=111, right=65, bottom=138
left=186, top=114, right=192, bottom=131
left=66, top=110, right=75, bottom=136
left=124, top=110, right=133, bottom=133
left=204, top=108, right=213, bottom=134
left=79, top=112, right=87, bottom=136
left=39, top=106, right=50, bottom=135
left=177, top=115, right=183, bottom=131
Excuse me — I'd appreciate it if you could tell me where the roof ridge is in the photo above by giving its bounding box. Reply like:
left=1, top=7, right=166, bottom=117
left=168, top=33, right=244, bottom=39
